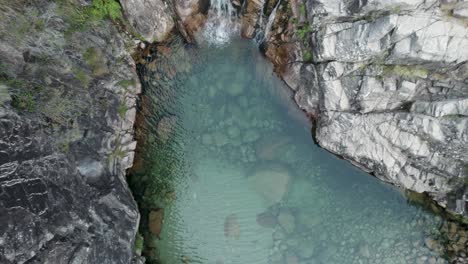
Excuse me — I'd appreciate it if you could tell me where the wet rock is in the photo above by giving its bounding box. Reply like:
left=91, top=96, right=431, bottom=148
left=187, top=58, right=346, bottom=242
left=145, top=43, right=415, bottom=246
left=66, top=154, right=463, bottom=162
left=227, top=126, right=241, bottom=139
left=248, top=164, right=292, bottom=206
left=157, top=116, right=178, bottom=142
left=243, top=129, right=261, bottom=143
left=149, top=208, right=165, bottom=238
left=213, top=131, right=228, bottom=147
left=277, top=208, right=296, bottom=233
left=256, top=210, right=277, bottom=228
left=120, top=0, right=175, bottom=42
left=358, top=243, right=370, bottom=258
left=284, top=252, right=300, bottom=264
left=424, top=238, right=443, bottom=253
left=224, top=213, right=240, bottom=239
left=227, top=82, right=245, bottom=97
left=201, top=133, right=213, bottom=145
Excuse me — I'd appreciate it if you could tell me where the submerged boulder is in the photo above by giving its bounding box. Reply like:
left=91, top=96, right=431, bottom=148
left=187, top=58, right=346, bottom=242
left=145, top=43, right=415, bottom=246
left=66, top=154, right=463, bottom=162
left=247, top=164, right=292, bottom=206
left=157, top=116, right=178, bottom=142
left=224, top=213, right=240, bottom=239
left=149, top=208, right=165, bottom=238
left=255, top=134, right=291, bottom=160
left=256, top=210, right=277, bottom=228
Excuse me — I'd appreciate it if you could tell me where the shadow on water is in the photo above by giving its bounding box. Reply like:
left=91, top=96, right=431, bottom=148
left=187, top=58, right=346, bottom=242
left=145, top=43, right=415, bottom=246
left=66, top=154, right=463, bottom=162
left=128, top=38, right=467, bottom=264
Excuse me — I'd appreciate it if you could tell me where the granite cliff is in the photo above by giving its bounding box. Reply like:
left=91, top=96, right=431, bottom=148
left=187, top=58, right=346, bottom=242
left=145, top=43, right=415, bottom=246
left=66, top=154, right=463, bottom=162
left=0, top=1, right=140, bottom=263
left=236, top=0, right=468, bottom=218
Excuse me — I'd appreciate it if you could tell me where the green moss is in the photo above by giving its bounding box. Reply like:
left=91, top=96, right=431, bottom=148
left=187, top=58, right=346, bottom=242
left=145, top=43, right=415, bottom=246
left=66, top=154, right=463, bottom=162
left=134, top=232, right=144, bottom=254
left=117, top=79, right=136, bottom=89
left=34, top=18, right=46, bottom=32
left=73, top=68, right=91, bottom=87
left=11, top=91, right=36, bottom=112
left=299, top=3, right=306, bottom=16
left=60, top=0, right=122, bottom=36
left=383, top=65, right=429, bottom=79
left=118, top=102, right=128, bottom=119
left=90, top=0, right=122, bottom=20
left=296, top=24, right=310, bottom=40
left=303, top=50, right=313, bottom=62
left=83, top=47, right=108, bottom=76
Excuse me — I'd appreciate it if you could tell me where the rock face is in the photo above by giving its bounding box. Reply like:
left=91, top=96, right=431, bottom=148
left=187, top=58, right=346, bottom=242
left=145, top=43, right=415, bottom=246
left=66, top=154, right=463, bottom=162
left=255, top=0, right=468, bottom=217
left=0, top=1, right=139, bottom=263
left=121, top=0, right=175, bottom=42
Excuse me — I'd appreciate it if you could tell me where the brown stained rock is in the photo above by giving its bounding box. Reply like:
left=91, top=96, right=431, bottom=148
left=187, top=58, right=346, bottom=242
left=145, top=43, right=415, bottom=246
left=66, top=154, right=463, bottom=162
left=240, top=0, right=264, bottom=38
left=156, top=116, right=178, bottom=142
left=149, top=208, right=164, bottom=238
left=224, top=213, right=240, bottom=239
left=184, top=13, right=208, bottom=37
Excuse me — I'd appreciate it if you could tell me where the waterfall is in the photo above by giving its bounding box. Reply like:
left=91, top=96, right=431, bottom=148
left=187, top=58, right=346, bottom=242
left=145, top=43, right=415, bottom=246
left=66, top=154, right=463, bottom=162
left=202, top=0, right=238, bottom=46
left=263, top=0, right=281, bottom=42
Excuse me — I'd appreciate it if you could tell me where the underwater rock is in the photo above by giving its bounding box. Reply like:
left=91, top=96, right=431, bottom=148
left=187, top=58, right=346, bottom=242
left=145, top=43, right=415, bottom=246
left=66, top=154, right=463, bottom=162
left=256, top=211, right=277, bottom=228
left=227, top=82, right=245, bottom=97
left=213, top=131, right=228, bottom=147
left=255, top=134, right=291, bottom=160
left=277, top=208, right=296, bottom=233
left=248, top=164, right=292, bottom=206
left=157, top=116, right=177, bottom=142
left=149, top=208, right=165, bottom=238
left=201, top=133, right=213, bottom=145
left=284, top=252, right=300, bottom=264
left=224, top=213, right=240, bottom=239
left=243, top=129, right=261, bottom=143
left=227, top=126, right=241, bottom=139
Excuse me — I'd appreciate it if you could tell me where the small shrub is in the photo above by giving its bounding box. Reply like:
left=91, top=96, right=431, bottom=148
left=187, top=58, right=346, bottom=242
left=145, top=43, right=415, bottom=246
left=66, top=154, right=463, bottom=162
left=11, top=91, right=36, bottom=112
left=303, top=50, right=313, bottom=62
left=296, top=24, right=310, bottom=40
left=73, top=68, right=91, bottom=87
left=134, top=233, right=144, bottom=254
left=90, top=0, right=122, bottom=20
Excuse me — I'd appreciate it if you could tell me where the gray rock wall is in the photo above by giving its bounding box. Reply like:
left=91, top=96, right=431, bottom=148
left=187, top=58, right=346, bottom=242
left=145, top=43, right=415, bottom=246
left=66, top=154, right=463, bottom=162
left=260, top=0, right=468, bottom=216
left=0, top=1, right=140, bottom=263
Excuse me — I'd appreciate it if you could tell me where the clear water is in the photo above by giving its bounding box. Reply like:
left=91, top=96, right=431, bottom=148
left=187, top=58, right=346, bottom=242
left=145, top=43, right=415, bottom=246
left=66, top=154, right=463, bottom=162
left=138, top=39, right=449, bottom=264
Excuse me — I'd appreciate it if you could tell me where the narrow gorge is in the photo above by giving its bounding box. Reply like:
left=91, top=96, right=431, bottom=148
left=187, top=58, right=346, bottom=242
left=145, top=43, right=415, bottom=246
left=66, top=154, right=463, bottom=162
left=0, top=0, right=467, bottom=263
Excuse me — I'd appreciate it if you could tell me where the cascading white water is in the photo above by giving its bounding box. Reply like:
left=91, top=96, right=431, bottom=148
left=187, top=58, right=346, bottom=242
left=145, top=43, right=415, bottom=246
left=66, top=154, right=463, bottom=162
left=202, top=0, right=239, bottom=45
left=263, top=0, right=281, bottom=41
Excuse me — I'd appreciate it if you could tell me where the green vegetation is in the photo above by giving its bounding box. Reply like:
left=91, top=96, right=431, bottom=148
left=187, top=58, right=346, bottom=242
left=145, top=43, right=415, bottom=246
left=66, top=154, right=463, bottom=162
left=117, top=79, right=136, bottom=89
left=118, top=101, right=128, bottom=119
left=11, top=91, right=36, bottom=112
left=296, top=23, right=311, bottom=40
left=382, top=65, right=429, bottom=79
left=83, top=47, right=108, bottom=76
left=60, top=0, right=122, bottom=35
left=134, top=232, right=144, bottom=254
left=89, top=0, right=122, bottom=20
left=303, top=50, right=313, bottom=62
left=73, top=68, right=91, bottom=87
left=299, top=3, right=306, bottom=16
